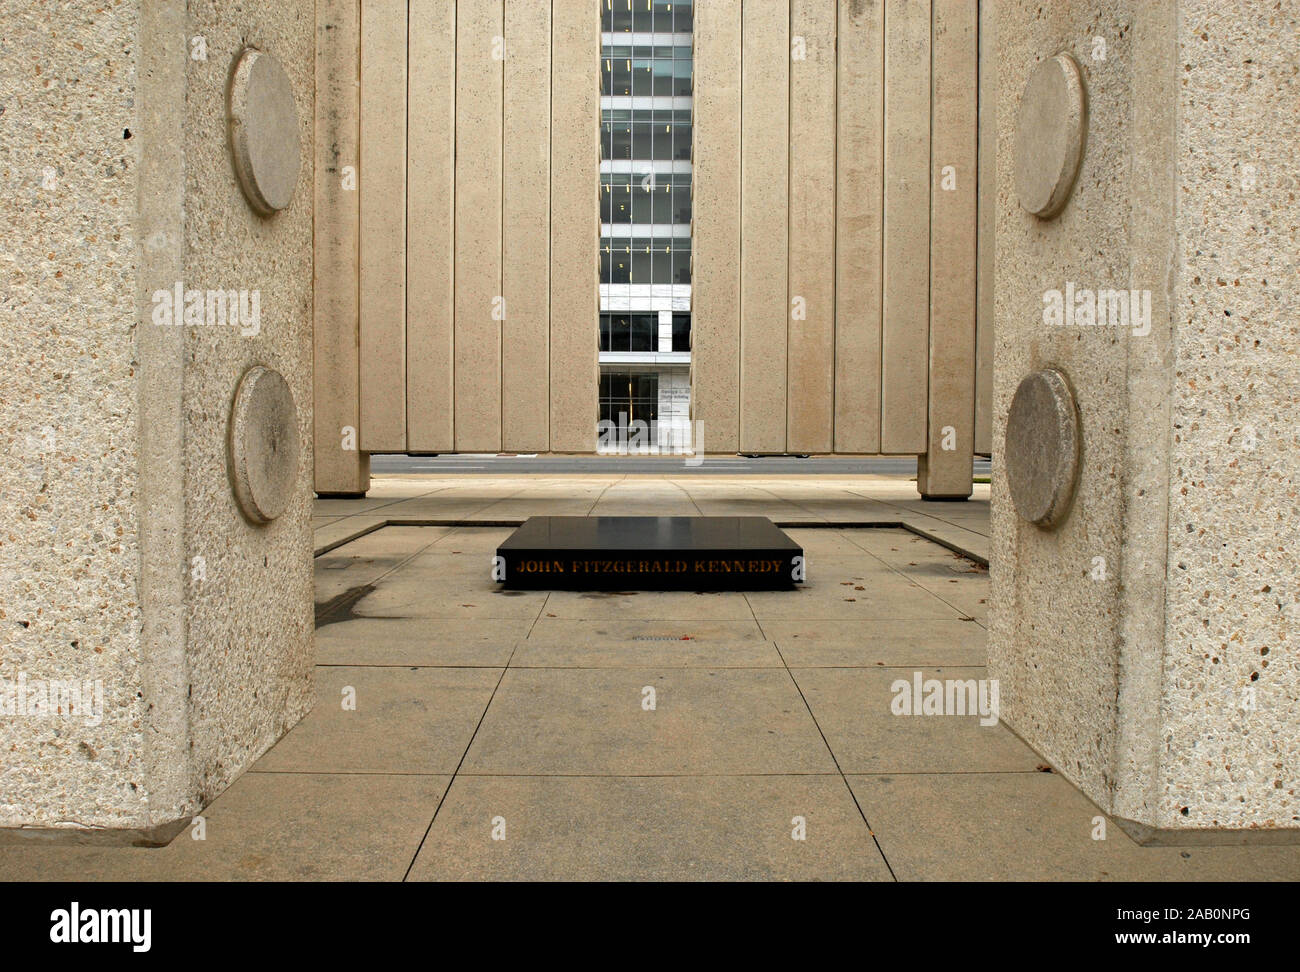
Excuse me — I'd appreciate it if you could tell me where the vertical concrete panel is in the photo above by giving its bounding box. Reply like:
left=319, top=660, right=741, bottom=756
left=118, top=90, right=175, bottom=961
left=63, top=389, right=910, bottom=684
left=1156, top=0, right=1300, bottom=837
left=833, top=0, right=885, bottom=454
left=136, top=0, right=190, bottom=827
left=406, top=0, right=457, bottom=453
left=358, top=0, right=407, bottom=451
left=974, top=0, right=994, bottom=456
left=989, top=0, right=1139, bottom=823
left=690, top=0, right=742, bottom=454
left=739, top=0, right=790, bottom=453
left=549, top=0, right=600, bottom=452
left=455, top=0, right=505, bottom=452
left=917, top=0, right=976, bottom=497
left=1116, top=0, right=1178, bottom=837
left=880, top=0, right=930, bottom=454
left=502, top=0, right=552, bottom=451
left=786, top=0, right=837, bottom=454
left=181, top=0, right=316, bottom=814
left=315, top=0, right=371, bottom=493
left=2, top=0, right=317, bottom=842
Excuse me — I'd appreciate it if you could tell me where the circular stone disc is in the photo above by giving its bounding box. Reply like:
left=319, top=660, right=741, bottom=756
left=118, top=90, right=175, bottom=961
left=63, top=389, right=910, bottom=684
left=1005, top=369, right=1080, bottom=528
left=1014, top=52, right=1088, bottom=219
left=227, top=48, right=301, bottom=215
left=229, top=366, right=300, bottom=524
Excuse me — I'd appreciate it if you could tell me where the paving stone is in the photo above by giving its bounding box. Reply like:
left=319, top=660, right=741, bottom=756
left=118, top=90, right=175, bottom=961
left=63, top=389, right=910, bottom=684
left=849, top=772, right=1300, bottom=881
left=335, top=524, right=454, bottom=555
left=843, top=528, right=963, bottom=565
left=314, top=556, right=405, bottom=602
left=0, top=773, right=447, bottom=881
left=770, top=619, right=987, bottom=666
left=525, top=616, right=766, bottom=646
left=410, top=526, right=518, bottom=557
left=511, top=639, right=783, bottom=668
left=408, top=774, right=891, bottom=881
left=463, top=668, right=836, bottom=775
left=793, top=667, right=1042, bottom=773
left=540, top=588, right=758, bottom=621
left=351, top=566, right=548, bottom=619
left=745, top=559, right=962, bottom=621
left=312, top=515, right=388, bottom=554
left=782, top=527, right=886, bottom=555
left=315, top=617, right=525, bottom=666
left=252, top=666, right=501, bottom=774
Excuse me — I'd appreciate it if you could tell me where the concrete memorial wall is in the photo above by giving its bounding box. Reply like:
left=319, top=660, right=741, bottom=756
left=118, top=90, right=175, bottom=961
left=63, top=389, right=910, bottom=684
left=317, top=0, right=987, bottom=500
left=989, top=0, right=1299, bottom=842
left=1, top=0, right=315, bottom=843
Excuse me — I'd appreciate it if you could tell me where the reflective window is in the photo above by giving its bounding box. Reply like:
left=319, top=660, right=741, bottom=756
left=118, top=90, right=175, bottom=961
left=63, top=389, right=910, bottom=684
left=601, top=173, right=691, bottom=227
left=604, top=0, right=693, bottom=35
left=600, top=314, right=659, bottom=352
left=600, top=6, right=693, bottom=296
left=599, top=371, right=660, bottom=427
left=672, top=313, right=691, bottom=352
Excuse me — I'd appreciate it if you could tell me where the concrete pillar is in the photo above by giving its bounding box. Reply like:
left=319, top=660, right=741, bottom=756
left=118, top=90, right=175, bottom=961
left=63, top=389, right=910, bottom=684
left=786, top=0, right=837, bottom=455
left=454, top=0, right=505, bottom=453
left=879, top=0, right=931, bottom=455
left=315, top=0, right=371, bottom=494
left=738, top=0, right=790, bottom=454
left=990, top=0, right=1300, bottom=842
left=973, top=0, right=996, bottom=458
left=917, top=0, right=977, bottom=500
left=1, top=0, right=315, bottom=842
left=502, top=0, right=553, bottom=453
left=833, top=0, right=885, bottom=455
left=358, top=0, right=408, bottom=452
left=548, top=0, right=601, bottom=454
left=406, top=0, right=457, bottom=455
left=690, top=0, right=743, bottom=454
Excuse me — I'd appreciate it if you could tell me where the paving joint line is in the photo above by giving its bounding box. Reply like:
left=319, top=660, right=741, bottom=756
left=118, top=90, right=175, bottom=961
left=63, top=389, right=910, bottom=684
left=772, top=639, right=899, bottom=881
left=400, top=642, right=518, bottom=881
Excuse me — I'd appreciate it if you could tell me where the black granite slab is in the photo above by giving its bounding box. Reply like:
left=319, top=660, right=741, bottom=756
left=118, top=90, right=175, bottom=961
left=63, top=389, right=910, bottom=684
left=494, top=516, right=804, bottom=590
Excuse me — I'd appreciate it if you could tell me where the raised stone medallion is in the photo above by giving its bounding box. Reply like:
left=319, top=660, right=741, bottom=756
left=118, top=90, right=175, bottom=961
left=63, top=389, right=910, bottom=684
left=1005, top=368, right=1080, bottom=528
left=229, top=366, right=300, bottom=524
left=1015, top=52, right=1088, bottom=219
left=227, top=47, right=302, bottom=215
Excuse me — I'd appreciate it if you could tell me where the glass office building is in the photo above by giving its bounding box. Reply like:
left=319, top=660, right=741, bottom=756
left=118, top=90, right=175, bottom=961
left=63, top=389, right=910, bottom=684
left=599, top=0, right=693, bottom=453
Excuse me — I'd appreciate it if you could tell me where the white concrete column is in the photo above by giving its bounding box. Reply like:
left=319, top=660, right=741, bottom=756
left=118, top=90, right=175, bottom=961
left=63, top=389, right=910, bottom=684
left=990, top=0, right=1300, bottom=843
left=1, top=0, right=315, bottom=844
left=315, top=0, right=371, bottom=494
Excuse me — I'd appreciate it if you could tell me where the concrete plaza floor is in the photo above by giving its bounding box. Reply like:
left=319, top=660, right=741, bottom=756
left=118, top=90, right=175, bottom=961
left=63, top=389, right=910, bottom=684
left=3, top=475, right=1298, bottom=880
